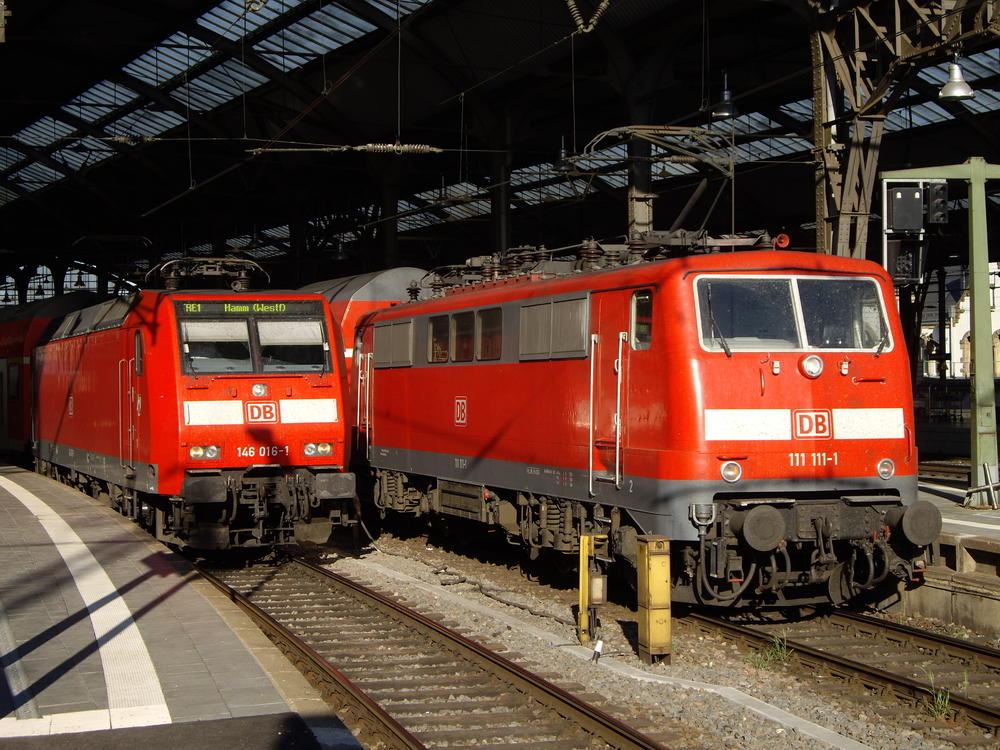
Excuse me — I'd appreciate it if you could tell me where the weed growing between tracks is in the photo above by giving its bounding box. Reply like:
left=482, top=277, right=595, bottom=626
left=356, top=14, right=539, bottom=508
left=746, top=631, right=792, bottom=670
left=920, top=668, right=953, bottom=719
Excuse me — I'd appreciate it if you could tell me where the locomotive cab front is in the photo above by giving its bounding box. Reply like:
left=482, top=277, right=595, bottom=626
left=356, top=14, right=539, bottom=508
left=168, top=296, right=355, bottom=548
left=678, top=262, right=940, bottom=606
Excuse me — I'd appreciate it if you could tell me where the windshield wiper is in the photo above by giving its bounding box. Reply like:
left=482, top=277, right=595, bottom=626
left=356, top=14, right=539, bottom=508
left=706, top=283, right=733, bottom=358
left=874, top=323, right=888, bottom=358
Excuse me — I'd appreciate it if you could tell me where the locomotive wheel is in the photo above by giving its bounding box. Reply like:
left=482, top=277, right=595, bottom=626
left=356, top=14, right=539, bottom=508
left=826, top=563, right=850, bottom=604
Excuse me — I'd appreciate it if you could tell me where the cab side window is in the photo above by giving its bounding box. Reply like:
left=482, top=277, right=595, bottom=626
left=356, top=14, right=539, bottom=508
left=476, top=308, right=502, bottom=361
left=134, top=330, right=144, bottom=375
left=429, top=316, right=449, bottom=363
left=631, top=289, right=652, bottom=350
left=451, top=312, right=474, bottom=362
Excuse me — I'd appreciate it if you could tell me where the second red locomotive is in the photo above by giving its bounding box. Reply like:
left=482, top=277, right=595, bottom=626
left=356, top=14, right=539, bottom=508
left=325, top=247, right=940, bottom=608
left=24, top=280, right=355, bottom=549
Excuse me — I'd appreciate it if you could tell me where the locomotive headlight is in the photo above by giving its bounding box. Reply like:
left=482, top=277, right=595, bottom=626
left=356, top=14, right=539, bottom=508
left=251, top=383, right=268, bottom=397
left=721, top=461, right=743, bottom=483
left=189, top=445, right=219, bottom=459
left=304, top=442, right=332, bottom=457
left=877, top=458, right=895, bottom=479
left=799, top=354, right=824, bottom=378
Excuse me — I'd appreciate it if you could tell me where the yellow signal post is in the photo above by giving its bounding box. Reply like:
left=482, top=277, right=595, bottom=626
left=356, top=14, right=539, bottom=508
left=577, top=533, right=608, bottom=645
left=637, top=535, right=671, bottom=664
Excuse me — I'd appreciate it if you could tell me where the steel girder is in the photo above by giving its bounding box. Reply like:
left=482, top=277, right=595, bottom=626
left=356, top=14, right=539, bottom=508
left=811, top=0, right=999, bottom=257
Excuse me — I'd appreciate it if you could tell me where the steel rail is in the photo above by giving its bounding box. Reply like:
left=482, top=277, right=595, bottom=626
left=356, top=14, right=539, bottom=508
left=289, top=556, right=670, bottom=750
left=918, top=460, right=970, bottom=485
left=686, top=612, right=1000, bottom=730
left=832, top=610, right=1000, bottom=669
left=197, top=565, right=425, bottom=750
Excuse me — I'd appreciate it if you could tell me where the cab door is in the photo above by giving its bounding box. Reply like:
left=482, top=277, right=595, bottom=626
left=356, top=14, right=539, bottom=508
left=118, top=330, right=142, bottom=480
left=589, top=290, right=631, bottom=493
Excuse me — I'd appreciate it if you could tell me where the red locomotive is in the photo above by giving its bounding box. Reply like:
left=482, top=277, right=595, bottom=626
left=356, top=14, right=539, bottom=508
left=5, top=263, right=355, bottom=549
left=330, top=246, right=940, bottom=607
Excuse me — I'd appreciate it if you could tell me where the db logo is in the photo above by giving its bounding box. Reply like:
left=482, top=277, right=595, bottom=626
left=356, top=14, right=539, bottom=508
left=246, top=401, right=278, bottom=423
left=793, top=409, right=831, bottom=439
left=454, top=396, right=468, bottom=426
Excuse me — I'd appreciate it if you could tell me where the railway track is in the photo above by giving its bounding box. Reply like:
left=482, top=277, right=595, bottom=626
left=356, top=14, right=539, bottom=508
left=686, top=609, right=1000, bottom=742
left=919, top=460, right=971, bottom=486
left=198, top=555, right=673, bottom=750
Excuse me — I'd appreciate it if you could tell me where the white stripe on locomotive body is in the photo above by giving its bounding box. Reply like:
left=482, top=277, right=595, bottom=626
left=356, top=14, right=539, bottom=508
left=704, top=408, right=904, bottom=440
left=704, top=409, right=791, bottom=441
left=279, top=398, right=338, bottom=423
left=183, top=398, right=338, bottom=425
left=184, top=400, right=243, bottom=426
left=830, top=408, right=904, bottom=439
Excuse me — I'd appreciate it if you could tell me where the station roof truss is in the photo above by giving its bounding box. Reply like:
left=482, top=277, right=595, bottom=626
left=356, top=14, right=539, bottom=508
left=1, top=0, right=999, bottom=287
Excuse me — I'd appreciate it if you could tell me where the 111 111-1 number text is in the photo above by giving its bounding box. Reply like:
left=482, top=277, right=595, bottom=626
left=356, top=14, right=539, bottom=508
left=788, top=451, right=838, bottom=467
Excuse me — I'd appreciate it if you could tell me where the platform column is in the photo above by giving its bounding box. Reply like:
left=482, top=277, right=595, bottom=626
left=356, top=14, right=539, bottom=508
left=637, top=535, right=671, bottom=665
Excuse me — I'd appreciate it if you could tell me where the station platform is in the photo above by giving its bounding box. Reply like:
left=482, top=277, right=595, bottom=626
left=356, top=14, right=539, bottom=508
left=919, top=481, right=1000, bottom=538
left=0, top=465, right=359, bottom=749
left=909, top=482, right=1000, bottom=637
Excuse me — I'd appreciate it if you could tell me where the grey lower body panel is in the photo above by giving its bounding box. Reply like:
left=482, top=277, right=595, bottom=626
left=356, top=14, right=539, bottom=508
left=368, top=444, right=917, bottom=541
left=36, top=438, right=158, bottom=492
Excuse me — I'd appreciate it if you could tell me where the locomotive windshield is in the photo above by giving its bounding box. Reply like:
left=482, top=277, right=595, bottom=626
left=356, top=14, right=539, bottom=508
left=175, top=300, right=330, bottom=374
left=696, top=275, right=888, bottom=352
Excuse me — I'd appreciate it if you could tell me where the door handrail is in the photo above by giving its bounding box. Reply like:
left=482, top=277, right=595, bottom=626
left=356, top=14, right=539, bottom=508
left=588, top=333, right=598, bottom=497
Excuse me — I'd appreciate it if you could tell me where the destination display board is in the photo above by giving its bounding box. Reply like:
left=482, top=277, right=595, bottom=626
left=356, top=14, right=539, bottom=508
left=174, top=300, right=325, bottom=316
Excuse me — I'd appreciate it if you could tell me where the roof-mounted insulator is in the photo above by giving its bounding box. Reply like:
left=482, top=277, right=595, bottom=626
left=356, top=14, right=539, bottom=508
left=353, top=142, right=443, bottom=154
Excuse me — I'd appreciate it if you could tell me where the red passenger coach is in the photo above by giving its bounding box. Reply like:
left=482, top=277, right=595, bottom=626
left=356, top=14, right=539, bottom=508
left=348, top=249, right=941, bottom=607
left=32, top=289, right=355, bottom=549
left=0, top=292, right=101, bottom=456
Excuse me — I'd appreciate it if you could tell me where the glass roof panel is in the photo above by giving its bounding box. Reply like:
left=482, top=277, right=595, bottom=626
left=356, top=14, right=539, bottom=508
left=596, top=170, right=627, bottom=189
left=0, top=186, right=18, bottom=206
left=109, top=107, right=187, bottom=139
left=124, top=32, right=215, bottom=87
left=10, top=162, right=62, bottom=192
left=916, top=52, right=996, bottom=88
left=958, top=51, right=997, bottom=81
left=884, top=100, right=951, bottom=131
left=244, top=245, right=286, bottom=259
left=725, top=112, right=780, bottom=135
left=368, top=0, right=432, bottom=15
left=656, top=161, right=699, bottom=176
left=961, top=87, right=1000, bottom=114
left=62, top=80, right=141, bottom=124
left=253, top=5, right=376, bottom=73
left=0, top=146, right=25, bottom=173
left=917, top=65, right=948, bottom=86
left=51, top=137, right=116, bottom=172
left=198, top=0, right=289, bottom=41
left=442, top=199, right=490, bottom=219
left=262, top=224, right=290, bottom=240
left=15, top=116, right=77, bottom=148
left=779, top=98, right=812, bottom=121
left=414, top=181, right=480, bottom=201
left=733, top=136, right=805, bottom=163
left=174, top=59, right=270, bottom=112
left=397, top=199, right=439, bottom=231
